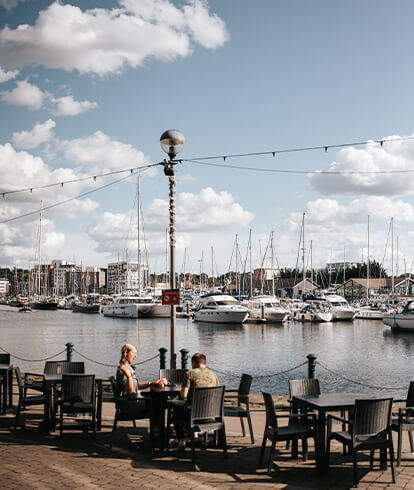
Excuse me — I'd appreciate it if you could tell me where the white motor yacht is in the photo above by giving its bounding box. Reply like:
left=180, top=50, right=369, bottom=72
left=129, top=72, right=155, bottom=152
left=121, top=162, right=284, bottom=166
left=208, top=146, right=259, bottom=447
left=101, top=295, right=154, bottom=318
left=193, top=293, right=249, bottom=324
left=296, top=303, right=332, bottom=323
left=354, top=303, right=394, bottom=320
left=245, top=295, right=289, bottom=323
left=319, top=292, right=356, bottom=321
left=383, top=301, right=414, bottom=331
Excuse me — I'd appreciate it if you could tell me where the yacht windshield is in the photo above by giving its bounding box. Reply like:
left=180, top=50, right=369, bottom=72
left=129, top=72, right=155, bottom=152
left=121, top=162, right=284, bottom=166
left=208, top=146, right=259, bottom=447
left=216, top=300, right=236, bottom=305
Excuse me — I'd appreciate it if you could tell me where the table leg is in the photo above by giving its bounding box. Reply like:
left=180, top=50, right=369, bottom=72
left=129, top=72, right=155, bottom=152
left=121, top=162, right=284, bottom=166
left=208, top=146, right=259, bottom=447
left=1, top=372, right=7, bottom=415
left=316, top=410, right=328, bottom=472
left=43, top=383, right=52, bottom=433
left=96, top=380, right=102, bottom=431
left=150, top=392, right=164, bottom=451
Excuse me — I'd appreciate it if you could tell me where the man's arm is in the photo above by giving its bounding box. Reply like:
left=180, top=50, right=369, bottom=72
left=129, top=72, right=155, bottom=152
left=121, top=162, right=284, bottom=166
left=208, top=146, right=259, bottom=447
left=180, top=371, right=191, bottom=399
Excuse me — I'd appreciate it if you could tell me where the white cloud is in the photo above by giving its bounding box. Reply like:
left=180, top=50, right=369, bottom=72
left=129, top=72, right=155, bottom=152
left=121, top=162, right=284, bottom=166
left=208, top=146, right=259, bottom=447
left=12, top=119, right=56, bottom=149
left=59, top=130, right=152, bottom=173
left=0, top=0, right=229, bottom=76
left=0, top=65, right=18, bottom=82
left=1, top=79, right=45, bottom=110
left=51, top=95, right=98, bottom=116
left=309, top=135, right=414, bottom=196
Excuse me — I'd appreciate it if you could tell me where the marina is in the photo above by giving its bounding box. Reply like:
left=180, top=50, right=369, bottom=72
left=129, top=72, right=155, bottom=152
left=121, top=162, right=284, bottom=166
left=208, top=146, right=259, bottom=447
left=0, top=304, right=412, bottom=398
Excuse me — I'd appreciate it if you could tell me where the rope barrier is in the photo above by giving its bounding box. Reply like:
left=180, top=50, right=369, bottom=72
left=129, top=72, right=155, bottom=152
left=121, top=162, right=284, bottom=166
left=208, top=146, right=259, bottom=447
left=73, top=348, right=159, bottom=368
left=211, top=361, right=307, bottom=379
left=316, top=360, right=406, bottom=390
left=0, top=345, right=66, bottom=362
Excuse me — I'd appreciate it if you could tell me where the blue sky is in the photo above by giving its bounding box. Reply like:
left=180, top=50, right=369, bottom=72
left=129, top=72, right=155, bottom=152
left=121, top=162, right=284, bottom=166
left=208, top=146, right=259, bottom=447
left=1, top=0, right=414, bottom=276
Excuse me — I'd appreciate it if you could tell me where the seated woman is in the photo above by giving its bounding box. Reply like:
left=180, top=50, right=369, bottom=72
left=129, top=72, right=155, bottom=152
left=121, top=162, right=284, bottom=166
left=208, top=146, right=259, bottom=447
left=116, top=344, right=164, bottom=417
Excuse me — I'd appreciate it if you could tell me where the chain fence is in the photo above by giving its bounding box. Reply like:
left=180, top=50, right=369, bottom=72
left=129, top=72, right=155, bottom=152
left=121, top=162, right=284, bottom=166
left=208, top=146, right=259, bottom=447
left=211, top=361, right=308, bottom=379
left=0, top=345, right=67, bottom=362
left=73, top=348, right=159, bottom=368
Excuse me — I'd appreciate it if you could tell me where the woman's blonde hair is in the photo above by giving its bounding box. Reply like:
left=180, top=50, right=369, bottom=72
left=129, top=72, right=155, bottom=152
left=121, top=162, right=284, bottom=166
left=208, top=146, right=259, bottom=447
left=119, top=343, right=137, bottom=366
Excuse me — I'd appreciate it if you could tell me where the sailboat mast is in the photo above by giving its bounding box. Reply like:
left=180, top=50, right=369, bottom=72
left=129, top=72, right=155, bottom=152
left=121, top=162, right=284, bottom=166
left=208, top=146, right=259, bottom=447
left=310, top=240, right=313, bottom=292
left=343, top=244, right=346, bottom=284
left=235, top=234, right=239, bottom=298
left=137, top=176, right=141, bottom=293
left=249, top=229, right=252, bottom=298
left=391, top=216, right=394, bottom=295
left=367, top=215, right=370, bottom=301
left=38, top=200, right=42, bottom=297
left=211, top=246, right=214, bottom=289
left=302, top=212, right=305, bottom=295
left=271, top=230, right=275, bottom=297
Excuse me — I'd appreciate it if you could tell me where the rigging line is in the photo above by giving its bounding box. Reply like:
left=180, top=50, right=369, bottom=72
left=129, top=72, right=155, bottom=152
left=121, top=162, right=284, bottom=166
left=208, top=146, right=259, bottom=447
left=0, top=169, right=142, bottom=224
left=0, top=161, right=162, bottom=197
left=185, top=158, right=414, bottom=176
left=181, top=135, right=414, bottom=162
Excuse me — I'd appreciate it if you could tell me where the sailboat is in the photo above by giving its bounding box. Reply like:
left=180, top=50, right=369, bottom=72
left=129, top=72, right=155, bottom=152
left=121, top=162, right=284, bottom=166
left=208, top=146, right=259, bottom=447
left=31, top=201, right=58, bottom=310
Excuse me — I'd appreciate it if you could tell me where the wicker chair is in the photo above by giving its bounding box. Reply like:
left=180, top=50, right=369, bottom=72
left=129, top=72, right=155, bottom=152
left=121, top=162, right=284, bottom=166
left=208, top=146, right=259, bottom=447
left=159, top=369, right=186, bottom=385
left=223, top=373, right=254, bottom=443
left=167, top=385, right=227, bottom=465
left=44, top=361, right=85, bottom=374
left=327, top=398, right=396, bottom=488
left=258, top=392, right=317, bottom=474
left=59, top=374, right=96, bottom=438
left=391, top=381, right=414, bottom=465
left=110, top=377, right=152, bottom=446
left=14, top=367, right=46, bottom=429
left=289, top=379, right=320, bottom=399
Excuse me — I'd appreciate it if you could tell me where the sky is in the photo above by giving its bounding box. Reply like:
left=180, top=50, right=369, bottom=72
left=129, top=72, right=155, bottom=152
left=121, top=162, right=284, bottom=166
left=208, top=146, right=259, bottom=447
left=1, top=0, right=414, bottom=277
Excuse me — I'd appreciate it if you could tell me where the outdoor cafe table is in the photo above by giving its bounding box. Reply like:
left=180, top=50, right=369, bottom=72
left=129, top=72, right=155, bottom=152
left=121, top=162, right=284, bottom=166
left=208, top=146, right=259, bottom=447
left=292, top=392, right=388, bottom=472
left=43, top=373, right=103, bottom=433
left=0, top=363, right=13, bottom=414
left=151, top=384, right=182, bottom=451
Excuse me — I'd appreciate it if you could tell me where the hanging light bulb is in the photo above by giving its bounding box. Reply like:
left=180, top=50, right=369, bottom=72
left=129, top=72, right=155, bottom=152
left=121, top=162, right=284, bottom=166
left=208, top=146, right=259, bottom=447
left=325, top=147, right=328, bottom=153
left=61, top=182, right=64, bottom=187
left=380, top=141, right=384, bottom=148
left=223, top=156, right=227, bottom=162
left=94, top=176, right=96, bottom=182
left=272, top=152, right=276, bottom=158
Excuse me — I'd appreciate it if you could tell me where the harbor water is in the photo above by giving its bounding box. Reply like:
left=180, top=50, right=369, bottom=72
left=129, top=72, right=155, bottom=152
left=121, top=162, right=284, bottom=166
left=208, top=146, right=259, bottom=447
left=0, top=304, right=413, bottom=397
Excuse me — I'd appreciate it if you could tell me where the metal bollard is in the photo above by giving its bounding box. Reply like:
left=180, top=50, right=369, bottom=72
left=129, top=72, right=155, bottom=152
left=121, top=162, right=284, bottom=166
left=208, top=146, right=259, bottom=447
left=180, top=348, right=190, bottom=370
left=159, top=347, right=167, bottom=370
left=307, top=353, right=317, bottom=379
left=66, top=342, right=74, bottom=362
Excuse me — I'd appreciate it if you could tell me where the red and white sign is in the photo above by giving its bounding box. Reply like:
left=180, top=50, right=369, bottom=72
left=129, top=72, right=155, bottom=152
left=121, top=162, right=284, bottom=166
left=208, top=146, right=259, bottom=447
left=162, top=289, right=180, bottom=305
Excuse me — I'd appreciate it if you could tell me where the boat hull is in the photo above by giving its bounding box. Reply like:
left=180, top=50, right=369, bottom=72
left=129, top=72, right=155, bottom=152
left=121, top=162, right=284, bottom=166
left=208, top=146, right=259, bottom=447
left=383, top=313, right=414, bottom=332
left=101, top=303, right=154, bottom=318
left=31, top=301, right=58, bottom=310
left=193, top=309, right=249, bottom=324
left=72, top=303, right=100, bottom=314
left=331, top=309, right=356, bottom=321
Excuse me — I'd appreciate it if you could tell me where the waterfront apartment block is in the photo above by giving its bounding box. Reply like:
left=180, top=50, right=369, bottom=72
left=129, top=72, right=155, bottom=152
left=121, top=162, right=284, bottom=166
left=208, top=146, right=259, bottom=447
left=107, top=260, right=149, bottom=295
left=0, top=279, right=10, bottom=296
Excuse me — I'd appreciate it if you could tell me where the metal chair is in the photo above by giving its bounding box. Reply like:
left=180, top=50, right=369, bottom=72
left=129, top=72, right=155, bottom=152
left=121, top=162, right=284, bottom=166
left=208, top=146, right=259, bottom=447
left=44, top=361, right=85, bottom=374
left=289, top=379, right=320, bottom=399
left=102, top=375, right=116, bottom=403
left=327, top=398, right=396, bottom=488
left=14, top=367, right=46, bottom=429
left=223, top=373, right=254, bottom=443
left=111, top=377, right=152, bottom=446
left=258, top=392, right=317, bottom=474
left=59, top=374, right=96, bottom=438
left=391, top=381, right=414, bottom=465
left=167, top=385, right=227, bottom=465
left=159, top=368, right=186, bottom=385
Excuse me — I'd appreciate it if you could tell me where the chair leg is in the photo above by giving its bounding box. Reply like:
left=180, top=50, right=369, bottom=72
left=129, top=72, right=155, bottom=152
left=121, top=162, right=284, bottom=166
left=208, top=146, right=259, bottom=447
left=369, top=449, right=375, bottom=470
left=352, top=450, right=359, bottom=488
left=380, top=448, right=387, bottom=470
left=326, top=437, right=331, bottom=469
left=133, top=419, right=136, bottom=428
left=258, top=434, right=267, bottom=467
left=14, top=402, right=22, bottom=430
left=221, top=426, right=228, bottom=459
left=409, top=431, right=414, bottom=452
left=397, top=428, right=402, bottom=466
left=246, top=410, right=255, bottom=444
left=302, top=438, right=308, bottom=461
left=60, top=409, right=63, bottom=438
left=389, top=442, right=396, bottom=484
left=240, top=416, right=246, bottom=437
left=267, top=439, right=276, bottom=474
left=92, top=409, right=96, bottom=439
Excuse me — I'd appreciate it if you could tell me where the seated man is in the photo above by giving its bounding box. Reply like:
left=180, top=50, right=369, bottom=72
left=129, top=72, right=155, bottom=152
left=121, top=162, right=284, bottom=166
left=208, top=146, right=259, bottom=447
left=171, top=352, right=219, bottom=447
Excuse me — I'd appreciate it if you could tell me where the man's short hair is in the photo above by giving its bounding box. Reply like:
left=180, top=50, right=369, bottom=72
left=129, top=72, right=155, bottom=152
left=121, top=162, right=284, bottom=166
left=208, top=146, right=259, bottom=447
left=191, top=352, right=206, bottom=366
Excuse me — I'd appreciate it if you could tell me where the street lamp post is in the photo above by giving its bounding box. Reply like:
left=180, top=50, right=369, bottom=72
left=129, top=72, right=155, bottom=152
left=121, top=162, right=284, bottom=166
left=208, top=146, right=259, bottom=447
left=160, top=129, right=185, bottom=369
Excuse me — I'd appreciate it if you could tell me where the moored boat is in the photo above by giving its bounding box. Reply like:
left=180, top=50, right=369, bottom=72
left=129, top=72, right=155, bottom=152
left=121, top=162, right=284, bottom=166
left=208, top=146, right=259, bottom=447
left=383, top=301, right=414, bottom=331
left=244, top=295, right=289, bottom=323
left=193, top=292, right=249, bottom=324
left=101, top=295, right=155, bottom=318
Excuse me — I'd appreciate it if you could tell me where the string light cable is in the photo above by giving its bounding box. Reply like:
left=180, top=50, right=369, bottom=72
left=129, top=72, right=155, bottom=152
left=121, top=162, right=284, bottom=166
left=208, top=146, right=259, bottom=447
left=0, top=168, right=148, bottom=224
left=0, top=161, right=162, bottom=198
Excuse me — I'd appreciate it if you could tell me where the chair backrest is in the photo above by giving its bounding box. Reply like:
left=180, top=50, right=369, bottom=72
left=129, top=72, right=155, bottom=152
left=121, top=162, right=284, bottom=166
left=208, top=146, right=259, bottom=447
left=190, top=386, right=225, bottom=422
left=262, top=392, right=278, bottom=430
left=44, top=361, right=85, bottom=374
left=159, top=368, right=186, bottom=384
left=0, top=353, right=10, bottom=364
left=110, top=375, right=121, bottom=398
left=406, top=381, right=414, bottom=408
left=238, top=373, right=253, bottom=398
left=289, top=379, right=321, bottom=398
left=353, top=398, right=393, bottom=436
left=61, top=374, right=95, bottom=404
